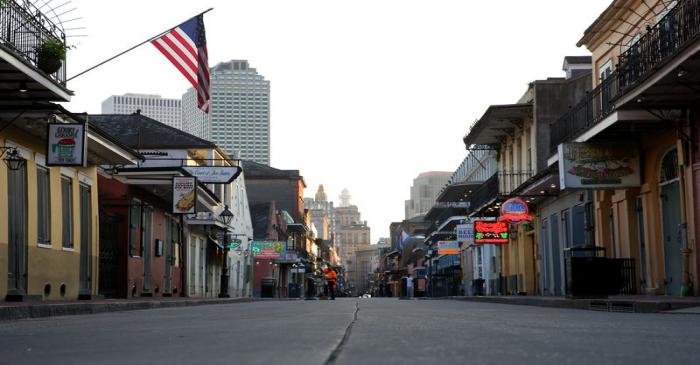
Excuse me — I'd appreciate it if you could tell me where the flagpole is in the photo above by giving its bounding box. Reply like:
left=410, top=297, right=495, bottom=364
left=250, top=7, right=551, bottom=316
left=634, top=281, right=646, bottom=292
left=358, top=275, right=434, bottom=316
left=66, top=8, right=214, bottom=82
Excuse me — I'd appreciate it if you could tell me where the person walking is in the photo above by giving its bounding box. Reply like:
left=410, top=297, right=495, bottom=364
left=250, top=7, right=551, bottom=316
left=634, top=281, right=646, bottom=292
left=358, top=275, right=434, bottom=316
left=325, top=267, right=337, bottom=300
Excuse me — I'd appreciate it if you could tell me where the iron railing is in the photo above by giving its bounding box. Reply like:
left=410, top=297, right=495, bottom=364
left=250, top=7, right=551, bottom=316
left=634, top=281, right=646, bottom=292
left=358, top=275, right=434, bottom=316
left=550, top=0, right=700, bottom=153
left=498, top=170, right=534, bottom=195
left=468, top=173, right=498, bottom=212
left=0, top=0, right=66, bottom=84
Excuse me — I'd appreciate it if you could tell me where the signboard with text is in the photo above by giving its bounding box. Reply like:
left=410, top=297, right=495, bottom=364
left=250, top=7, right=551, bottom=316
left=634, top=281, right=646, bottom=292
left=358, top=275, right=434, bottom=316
left=251, top=241, right=285, bottom=258
left=456, top=223, right=474, bottom=245
left=559, top=143, right=641, bottom=189
left=474, top=221, right=509, bottom=244
left=437, top=241, right=460, bottom=255
left=182, top=165, right=243, bottom=184
left=172, top=177, right=197, bottom=214
left=46, top=123, right=87, bottom=166
left=499, top=198, right=533, bottom=224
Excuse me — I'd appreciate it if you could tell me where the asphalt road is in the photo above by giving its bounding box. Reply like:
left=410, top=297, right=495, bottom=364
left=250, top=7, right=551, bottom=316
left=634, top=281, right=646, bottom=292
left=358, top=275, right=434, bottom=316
left=1, top=298, right=699, bottom=365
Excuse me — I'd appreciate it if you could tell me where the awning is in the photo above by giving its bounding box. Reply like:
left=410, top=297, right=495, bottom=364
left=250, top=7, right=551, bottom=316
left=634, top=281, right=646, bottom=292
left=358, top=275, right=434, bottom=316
left=463, top=104, right=532, bottom=146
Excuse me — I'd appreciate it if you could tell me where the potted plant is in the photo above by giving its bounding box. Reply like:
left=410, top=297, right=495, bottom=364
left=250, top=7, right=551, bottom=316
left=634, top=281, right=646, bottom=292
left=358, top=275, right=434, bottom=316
left=36, top=39, right=66, bottom=74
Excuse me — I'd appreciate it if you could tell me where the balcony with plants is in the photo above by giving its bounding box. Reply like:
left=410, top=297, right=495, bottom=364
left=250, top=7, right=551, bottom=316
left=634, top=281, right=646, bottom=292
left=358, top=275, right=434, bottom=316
left=0, top=0, right=68, bottom=89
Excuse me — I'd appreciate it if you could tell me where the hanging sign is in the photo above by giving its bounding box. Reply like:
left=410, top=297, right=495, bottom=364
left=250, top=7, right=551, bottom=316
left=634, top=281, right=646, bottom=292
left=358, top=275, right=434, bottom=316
left=251, top=241, right=285, bottom=258
left=456, top=223, right=474, bottom=245
left=474, top=221, right=509, bottom=244
left=558, top=143, right=641, bottom=189
left=498, top=198, right=533, bottom=224
left=46, top=123, right=87, bottom=166
left=182, top=166, right=242, bottom=184
left=437, top=241, right=460, bottom=255
left=172, top=176, right=197, bottom=214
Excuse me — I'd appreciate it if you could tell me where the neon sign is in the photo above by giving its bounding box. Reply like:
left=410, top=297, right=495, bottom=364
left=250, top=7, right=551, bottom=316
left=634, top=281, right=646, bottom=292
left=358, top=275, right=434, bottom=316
left=498, top=198, right=533, bottom=224
left=474, top=221, right=509, bottom=244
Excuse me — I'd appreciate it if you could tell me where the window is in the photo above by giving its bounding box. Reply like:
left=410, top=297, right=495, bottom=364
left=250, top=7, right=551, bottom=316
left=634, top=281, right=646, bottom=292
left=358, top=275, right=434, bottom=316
left=37, top=166, right=51, bottom=246
left=61, top=176, right=73, bottom=248
left=129, top=200, right=142, bottom=256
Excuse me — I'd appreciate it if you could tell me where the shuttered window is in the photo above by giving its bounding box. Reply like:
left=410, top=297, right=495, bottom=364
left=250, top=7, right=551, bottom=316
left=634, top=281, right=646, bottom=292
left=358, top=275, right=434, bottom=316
left=129, top=200, right=142, bottom=256
left=37, top=167, right=51, bottom=245
left=61, top=176, right=72, bottom=248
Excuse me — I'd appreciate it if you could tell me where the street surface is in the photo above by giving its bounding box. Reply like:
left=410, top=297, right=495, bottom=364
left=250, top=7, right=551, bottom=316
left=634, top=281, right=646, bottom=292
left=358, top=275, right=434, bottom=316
left=1, top=298, right=699, bottom=365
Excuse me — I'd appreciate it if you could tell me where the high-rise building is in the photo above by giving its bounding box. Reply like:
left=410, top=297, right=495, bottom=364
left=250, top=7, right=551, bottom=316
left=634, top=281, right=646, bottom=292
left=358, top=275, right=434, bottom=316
left=181, top=87, right=211, bottom=141
left=404, top=171, right=452, bottom=219
left=182, top=60, right=271, bottom=164
left=101, top=93, right=181, bottom=129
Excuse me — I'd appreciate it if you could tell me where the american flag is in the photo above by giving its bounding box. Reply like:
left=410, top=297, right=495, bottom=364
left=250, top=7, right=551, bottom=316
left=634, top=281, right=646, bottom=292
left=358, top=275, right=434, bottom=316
left=151, top=15, right=210, bottom=113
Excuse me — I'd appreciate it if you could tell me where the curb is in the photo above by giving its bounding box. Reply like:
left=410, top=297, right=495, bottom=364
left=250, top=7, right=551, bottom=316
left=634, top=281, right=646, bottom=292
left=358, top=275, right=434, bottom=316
left=0, top=297, right=301, bottom=321
left=442, top=296, right=700, bottom=314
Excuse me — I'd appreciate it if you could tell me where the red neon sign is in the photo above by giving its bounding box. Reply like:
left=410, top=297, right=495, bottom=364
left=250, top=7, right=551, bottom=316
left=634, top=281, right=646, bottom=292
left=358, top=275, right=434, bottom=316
left=474, top=221, right=509, bottom=244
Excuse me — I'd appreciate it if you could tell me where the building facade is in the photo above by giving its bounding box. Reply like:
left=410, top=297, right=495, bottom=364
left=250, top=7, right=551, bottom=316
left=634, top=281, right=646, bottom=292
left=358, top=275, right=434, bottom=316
left=183, top=60, right=271, bottom=165
left=101, top=94, right=182, bottom=130
left=405, top=171, right=452, bottom=219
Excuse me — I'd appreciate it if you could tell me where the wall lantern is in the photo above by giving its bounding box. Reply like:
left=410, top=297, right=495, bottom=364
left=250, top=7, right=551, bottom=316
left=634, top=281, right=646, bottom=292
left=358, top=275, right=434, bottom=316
left=1, top=147, right=26, bottom=171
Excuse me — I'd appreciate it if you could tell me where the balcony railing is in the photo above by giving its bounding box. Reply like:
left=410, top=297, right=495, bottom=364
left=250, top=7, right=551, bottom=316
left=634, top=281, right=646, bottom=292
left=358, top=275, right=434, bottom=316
left=550, top=0, right=700, bottom=153
left=0, top=0, right=67, bottom=84
left=498, top=170, right=534, bottom=195
left=468, top=173, right=498, bottom=211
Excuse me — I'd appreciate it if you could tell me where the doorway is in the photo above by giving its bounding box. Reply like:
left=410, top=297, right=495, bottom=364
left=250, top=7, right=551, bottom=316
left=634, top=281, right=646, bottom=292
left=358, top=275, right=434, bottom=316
left=79, top=183, right=92, bottom=298
left=7, top=163, right=27, bottom=298
left=660, top=148, right=682, bottom=295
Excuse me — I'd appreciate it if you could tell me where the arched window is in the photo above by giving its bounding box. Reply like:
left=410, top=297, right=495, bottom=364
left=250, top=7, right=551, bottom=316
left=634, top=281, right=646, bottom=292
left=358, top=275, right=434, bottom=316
left=659, top=147, right=679, bottom=184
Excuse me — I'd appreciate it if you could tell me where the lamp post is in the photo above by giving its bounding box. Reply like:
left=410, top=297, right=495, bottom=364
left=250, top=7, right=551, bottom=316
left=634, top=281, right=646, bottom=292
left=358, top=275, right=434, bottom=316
left=217, top=205, right=234, bottom=298
left=1, top=147, right=26, bottom=171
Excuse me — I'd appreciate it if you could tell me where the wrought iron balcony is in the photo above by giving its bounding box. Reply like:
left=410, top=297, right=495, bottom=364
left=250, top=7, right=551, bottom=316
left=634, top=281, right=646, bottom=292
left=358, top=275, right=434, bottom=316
left=0, top=0, right=67, bottom=84
left=550, top=0, right=700, bottom=153
left=498, top=170, right=534, bottom=195
left=468, top=173, right=499, bottom=212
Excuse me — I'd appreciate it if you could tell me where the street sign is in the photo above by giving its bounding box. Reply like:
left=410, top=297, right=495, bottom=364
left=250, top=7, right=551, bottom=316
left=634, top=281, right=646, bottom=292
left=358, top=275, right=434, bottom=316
left=46, top=123, right=87, bottom=166
left=172, top=176, right=197, bottom=214
left=182, top=165, right=242, bottom=184
left=456, top=223, right=474, bottom=245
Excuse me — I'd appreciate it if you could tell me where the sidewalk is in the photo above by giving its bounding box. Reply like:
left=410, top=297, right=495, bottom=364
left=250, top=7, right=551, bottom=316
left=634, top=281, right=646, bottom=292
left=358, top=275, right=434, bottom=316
left=0, top=296, right=298, bottom=321
left=437, top=295, right=700, bottom=314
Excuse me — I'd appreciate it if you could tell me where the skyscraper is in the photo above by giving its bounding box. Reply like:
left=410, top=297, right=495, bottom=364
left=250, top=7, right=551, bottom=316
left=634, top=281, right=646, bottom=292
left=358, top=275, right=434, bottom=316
left=404, top=171, right=452, bottom=219
left=182, top=60, right=271, bottom=164
left=101, top=93, right=181, bottom=129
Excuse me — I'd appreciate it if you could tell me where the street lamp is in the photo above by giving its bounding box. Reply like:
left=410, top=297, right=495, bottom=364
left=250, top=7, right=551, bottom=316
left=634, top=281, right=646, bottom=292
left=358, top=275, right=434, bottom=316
left=217, top=205, right=234, bottom=298
left=1, top=147, right=26, bottom=171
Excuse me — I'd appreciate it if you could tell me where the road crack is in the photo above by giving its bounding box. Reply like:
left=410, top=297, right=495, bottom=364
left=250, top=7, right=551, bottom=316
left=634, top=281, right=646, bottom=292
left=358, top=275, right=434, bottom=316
left=324, top=300, right=360, bottom=365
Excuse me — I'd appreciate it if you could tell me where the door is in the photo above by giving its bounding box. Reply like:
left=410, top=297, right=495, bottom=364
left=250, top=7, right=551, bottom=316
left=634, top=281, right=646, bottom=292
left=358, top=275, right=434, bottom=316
left=636, top=196, right=648, bottom=291
left=142, top=206, right=153, bottom=294
left=7, top=164, right=27, bottom=295
left=660, top=148, right=682, bottom=295
left=661, top=181, right=682, bottom=295
left=163, top=221, right=173, bottom=295
left=550, top=213, right=562, bottom=295
left=99, top=210, right=121, bottom=298
left=188, top=236, right=196, bottom=295
left=541, top=218, right=550, bottom=295
left=79, top=184, right=92, bottom=296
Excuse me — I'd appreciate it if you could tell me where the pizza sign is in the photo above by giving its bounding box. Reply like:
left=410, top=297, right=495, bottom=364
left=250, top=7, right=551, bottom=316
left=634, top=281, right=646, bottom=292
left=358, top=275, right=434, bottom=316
left=474, top=221, right=509, bottom=244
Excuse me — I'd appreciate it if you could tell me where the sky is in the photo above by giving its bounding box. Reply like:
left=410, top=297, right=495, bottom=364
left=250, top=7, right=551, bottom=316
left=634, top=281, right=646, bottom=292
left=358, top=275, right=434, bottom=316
left=57, top=0, right=612, bottom=242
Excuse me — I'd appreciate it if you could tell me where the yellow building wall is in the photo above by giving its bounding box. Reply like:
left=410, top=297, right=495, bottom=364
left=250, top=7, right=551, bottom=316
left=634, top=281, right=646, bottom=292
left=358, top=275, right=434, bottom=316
left=593, top=128, right=697, bottom=294
left=0, top=126, right=100, bottom=301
